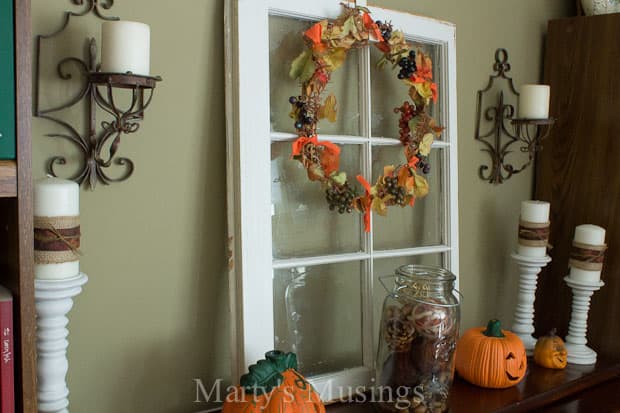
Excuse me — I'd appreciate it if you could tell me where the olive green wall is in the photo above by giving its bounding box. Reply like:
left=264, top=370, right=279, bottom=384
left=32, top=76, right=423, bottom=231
left=31, top=1, right=571, bottom=412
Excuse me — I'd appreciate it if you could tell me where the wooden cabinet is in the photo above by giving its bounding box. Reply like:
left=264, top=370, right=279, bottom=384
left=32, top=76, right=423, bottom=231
left=535, top=13, right=620, bottom=360
left=0, top=0, right=36, bottom=411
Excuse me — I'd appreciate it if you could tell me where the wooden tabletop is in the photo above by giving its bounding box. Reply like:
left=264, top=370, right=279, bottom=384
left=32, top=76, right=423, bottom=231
left=545, top=377, right=620, bottom=412
left=326, top=358, right=620, bottom=412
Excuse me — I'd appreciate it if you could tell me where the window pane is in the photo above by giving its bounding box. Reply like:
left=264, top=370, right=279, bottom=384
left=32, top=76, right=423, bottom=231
left=269, top=15, right=361, bottom=136
left=370, top=41, right=443, bottom=139
left=271, top=141, right=363, bottom=259
left=372, top=254, right=445, bottom=353
left=274, top=262, right=364, bottom=376
left=371, top=147, right=443, bottom=249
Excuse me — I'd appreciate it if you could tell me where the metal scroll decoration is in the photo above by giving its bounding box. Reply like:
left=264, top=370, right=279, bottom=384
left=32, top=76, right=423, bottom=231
left=34, top=0, right=162, bottom=189
left=475, top=49, right=554, bottom=185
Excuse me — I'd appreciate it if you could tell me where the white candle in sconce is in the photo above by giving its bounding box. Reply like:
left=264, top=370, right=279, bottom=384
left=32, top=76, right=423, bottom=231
left=101, top=21, right=151, bottom=76
left=569, top=224, right=607, bottom=283
left=518, top=84, right=550, bottom=119
left=34, top=177, right=81, bottom=280
left=517, top=200, right=550, bottom=257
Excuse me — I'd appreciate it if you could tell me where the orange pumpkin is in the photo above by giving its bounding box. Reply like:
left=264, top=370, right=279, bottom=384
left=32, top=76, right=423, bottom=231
left=223, top=351, right=325, bottom=413
left=534, top=329, right=567, bottom=369
left=455, top=319, right=527, bottom=388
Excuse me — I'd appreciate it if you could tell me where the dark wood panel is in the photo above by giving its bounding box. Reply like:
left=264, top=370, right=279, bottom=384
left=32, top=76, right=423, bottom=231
left=325, top=359, right=620, bottom=412
left=535, top=13, right=620, bottom=361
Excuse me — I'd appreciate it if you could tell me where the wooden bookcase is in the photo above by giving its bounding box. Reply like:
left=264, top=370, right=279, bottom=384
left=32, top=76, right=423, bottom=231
left=535, top=13, right=620, bottom=360
left=0, top=0, right=36, bottom=412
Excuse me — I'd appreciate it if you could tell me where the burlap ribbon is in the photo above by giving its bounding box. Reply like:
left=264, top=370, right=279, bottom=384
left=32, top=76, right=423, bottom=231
left=34, top=215, right=81, bottom=264
left=569, top=241, right=607, bottom=271
left=518, top=219, right=550, bottom=248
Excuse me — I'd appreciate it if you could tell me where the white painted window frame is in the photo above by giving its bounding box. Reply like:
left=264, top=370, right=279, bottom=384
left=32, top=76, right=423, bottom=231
left=225, top=0, right=458, bottom=400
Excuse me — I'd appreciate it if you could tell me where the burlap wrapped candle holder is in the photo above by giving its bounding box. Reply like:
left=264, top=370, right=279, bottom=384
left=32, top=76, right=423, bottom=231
left=518, top=220, right=551, bottom=248
left=34, top=215, right=81, bottom=265
left=569, top=241, right=607, bottom=271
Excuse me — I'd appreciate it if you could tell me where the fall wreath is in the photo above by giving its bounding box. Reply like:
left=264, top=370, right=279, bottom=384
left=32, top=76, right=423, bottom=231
left=289, top=4, right=443, bottom=232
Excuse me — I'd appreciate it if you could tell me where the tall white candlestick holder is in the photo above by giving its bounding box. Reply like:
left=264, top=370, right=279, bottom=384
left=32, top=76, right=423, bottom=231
left=35, top=273, right=88, bottom=413
left=564, top=276, right=604, bottom=365
left=510, top=253, right=552, bottom=355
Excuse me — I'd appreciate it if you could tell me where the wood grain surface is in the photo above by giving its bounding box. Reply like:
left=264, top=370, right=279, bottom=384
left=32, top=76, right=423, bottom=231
left=544, top=377, right=620, bottom=412
left=0, top=0, right=36, bottom=411
left=325, top=358, right=620, bottom=412
left=0, top=160, right=16, bottom=197
left=534, top=14, right=620, bottom=362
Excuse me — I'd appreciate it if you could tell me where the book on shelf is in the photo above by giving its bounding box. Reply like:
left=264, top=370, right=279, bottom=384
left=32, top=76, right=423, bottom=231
left=0, top=0, right=16, bottom=159
left=0, top=285, right=14, bottom=413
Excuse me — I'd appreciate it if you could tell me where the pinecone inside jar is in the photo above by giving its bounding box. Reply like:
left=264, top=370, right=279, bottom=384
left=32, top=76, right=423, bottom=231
left=384, top=304, right=416, bottom=352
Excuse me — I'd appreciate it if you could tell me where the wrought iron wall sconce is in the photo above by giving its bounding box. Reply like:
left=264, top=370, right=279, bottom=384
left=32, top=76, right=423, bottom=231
left=475, top=49, right=555, bottom=184
left=34, top=0, right=162, bottom=189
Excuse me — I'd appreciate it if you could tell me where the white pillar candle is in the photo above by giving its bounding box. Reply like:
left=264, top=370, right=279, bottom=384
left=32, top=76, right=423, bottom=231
left=569, top=224, right=606, bottom=283
left=518, top=84, right=550, bottom=119
left=34, top=177, right=80, bottom=280
left=101, top=21, right=150, bottom=76
left=518, top=200, right=550, bottom=257
left=574, top=224, right=606, bottom=245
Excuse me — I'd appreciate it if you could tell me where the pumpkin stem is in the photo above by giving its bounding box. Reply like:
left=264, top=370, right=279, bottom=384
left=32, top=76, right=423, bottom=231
left=239, top=350, right=299, bottom=395
left=483, top=319, right=505, bottom=338
left=266, top=350, right=298, bottom=371
left=549, top=328, right=557, bottom=336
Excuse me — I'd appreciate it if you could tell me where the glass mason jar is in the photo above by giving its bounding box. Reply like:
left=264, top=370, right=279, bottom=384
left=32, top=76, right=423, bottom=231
left=376, top=265, right=460, bottom=413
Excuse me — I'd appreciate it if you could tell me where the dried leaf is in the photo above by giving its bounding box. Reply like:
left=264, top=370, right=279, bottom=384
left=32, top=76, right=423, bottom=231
left=318, top=94, right=338, bottom=122
left=397, top=167, right=413, bottom=190
left=388, top=30, right=405, bottom=46
left=387, top=30, right=409, bottom=60
left=383, top=165, right=395, bottom=177
left=419, top=133, right=434, bottom=157
left=372, top=196, right=390, bottom=216
left=289, top=49, right=315, bottom=83
left=323, top=48, right=347, bottom=71
left=413, top=82, right=433, bottom=102
left=331, top=171, right=347, bottom=185
left=307, top=164, right=324, bottom=181
left=377, top=55, right=389, bottom=70
left=319, top=141, right=340, bottom=176
left=416, top=52, right=434, bottom=80
left=407, top=85, right=425, bottom=107
left=413, top=173, right=429, bottom=198
left=341, top=16, right=361, bottom=40
left=304, top=22, right=323, bottom=45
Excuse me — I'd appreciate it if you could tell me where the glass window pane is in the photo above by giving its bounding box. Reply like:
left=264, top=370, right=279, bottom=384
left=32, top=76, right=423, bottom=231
left=269, top=15, right=361, bottom=136
left=371, top=147, right=443, bottom=249
left=271, top=141, right=363, bottom=259
left=370, top=41, right=443, bottom=139
left=274, top=261, right=364, bottom=376
left=372, top=254, right=445, bottom=353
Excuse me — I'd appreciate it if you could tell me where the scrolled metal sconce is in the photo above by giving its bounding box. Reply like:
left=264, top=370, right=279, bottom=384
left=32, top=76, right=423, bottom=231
left=34, top=0, right=162, bottom=189
left=475, top=49, right=555, bottom=185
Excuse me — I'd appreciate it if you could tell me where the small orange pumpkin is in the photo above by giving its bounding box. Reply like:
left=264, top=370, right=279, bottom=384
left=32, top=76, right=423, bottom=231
left=222, top=351, right=325, bottom=413
left=455, top=319, right=527, bottom=388
left=534, top=329, right=568, bottom=369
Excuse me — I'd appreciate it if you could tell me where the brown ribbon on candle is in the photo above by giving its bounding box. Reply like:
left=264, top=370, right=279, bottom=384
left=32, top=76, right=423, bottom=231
left=34, top=215, right=81, bottom=264
left=518, top=219, right=550, bottom=248
left=569, top=241, right=607, bottom=271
